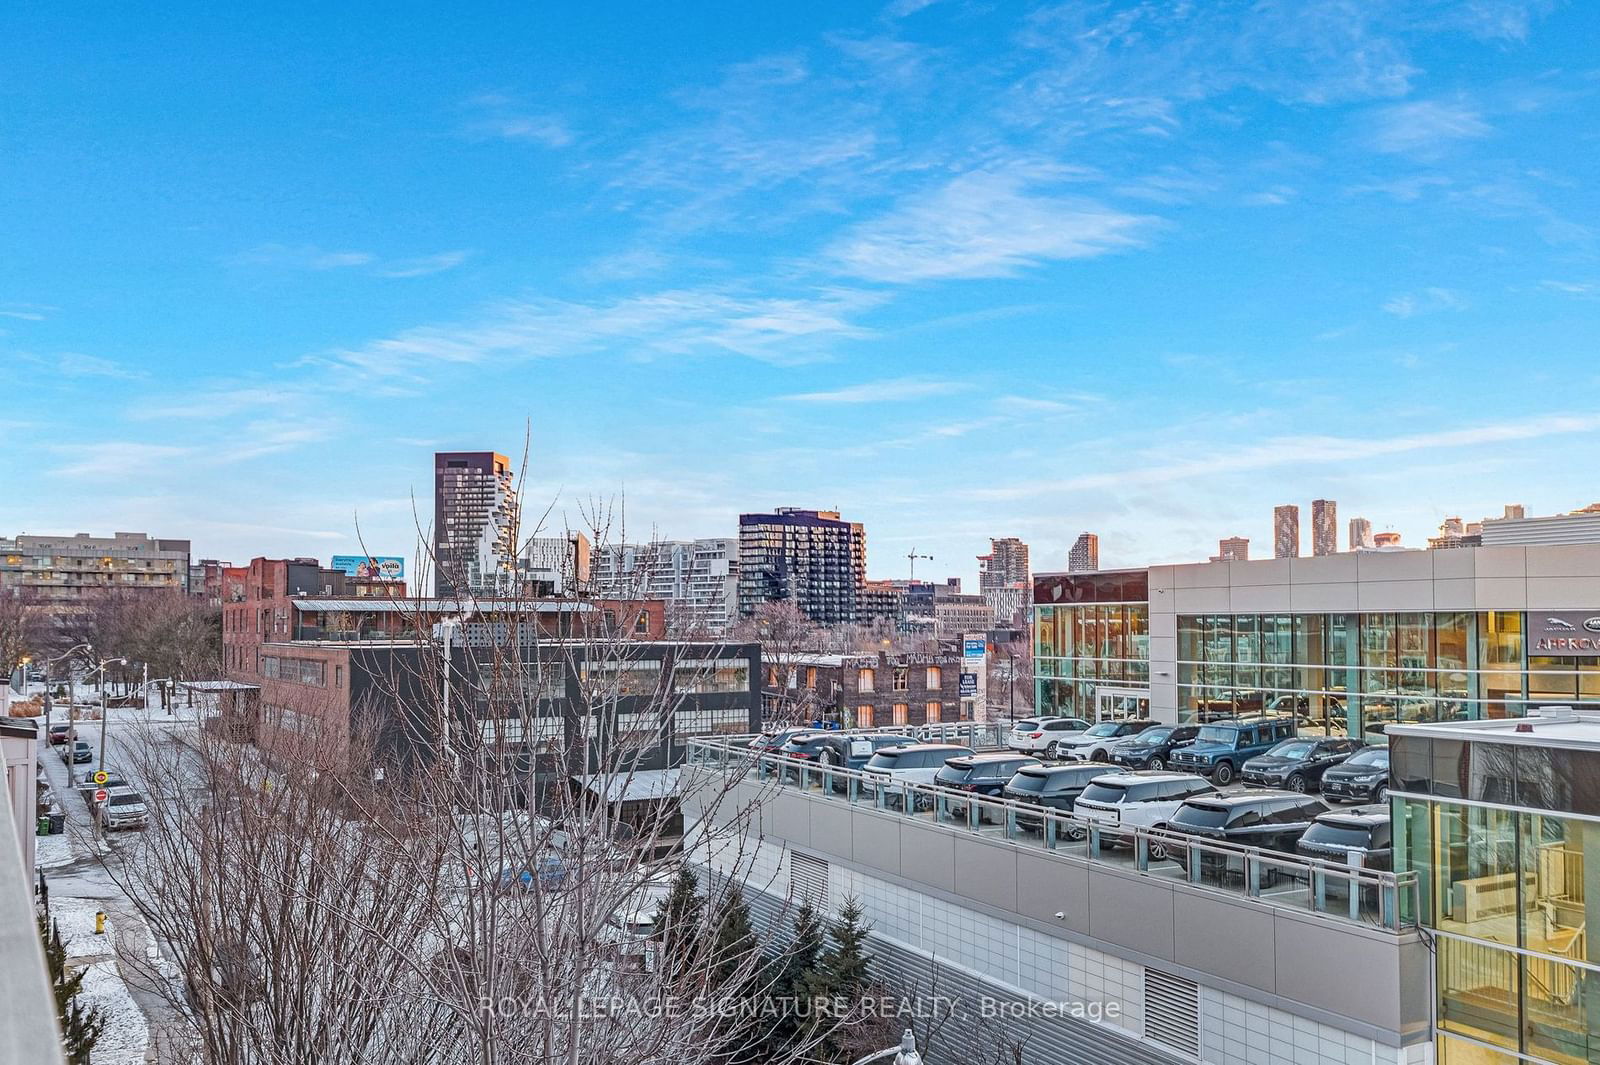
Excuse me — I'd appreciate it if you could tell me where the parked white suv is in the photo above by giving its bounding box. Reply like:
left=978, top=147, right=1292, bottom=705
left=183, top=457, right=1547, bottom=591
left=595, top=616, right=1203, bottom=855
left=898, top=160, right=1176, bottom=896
left=860, top=743, right=975, bottom=805
left=1070, top=772, right=1216, bottom=842
left=99, top=787, right=149, bottom=831
left=1059, top=720, right=1161, bottom=763
left=1007, top=717, right=1092, bottom=758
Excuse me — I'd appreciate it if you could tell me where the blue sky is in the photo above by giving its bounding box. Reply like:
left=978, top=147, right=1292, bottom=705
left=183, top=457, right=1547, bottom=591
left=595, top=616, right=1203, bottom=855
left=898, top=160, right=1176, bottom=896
left=5, top=1, right=1600, bottom=586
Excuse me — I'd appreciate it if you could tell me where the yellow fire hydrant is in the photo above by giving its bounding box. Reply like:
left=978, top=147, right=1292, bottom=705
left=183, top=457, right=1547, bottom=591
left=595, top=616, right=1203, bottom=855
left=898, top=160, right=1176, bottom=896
left=95, top=911, right=106, bottom=935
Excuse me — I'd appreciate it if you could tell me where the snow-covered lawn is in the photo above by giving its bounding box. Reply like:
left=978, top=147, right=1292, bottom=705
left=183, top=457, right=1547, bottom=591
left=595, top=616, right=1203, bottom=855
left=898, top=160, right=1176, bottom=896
left=47, top=897, right=153, bottom=1065
left=79, top=960, right=150, bottom=1065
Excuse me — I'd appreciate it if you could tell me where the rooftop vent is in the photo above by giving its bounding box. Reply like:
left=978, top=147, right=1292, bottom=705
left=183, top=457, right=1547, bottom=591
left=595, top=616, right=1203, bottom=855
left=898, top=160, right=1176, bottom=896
left=1516, top=723, right=1535, bottom=733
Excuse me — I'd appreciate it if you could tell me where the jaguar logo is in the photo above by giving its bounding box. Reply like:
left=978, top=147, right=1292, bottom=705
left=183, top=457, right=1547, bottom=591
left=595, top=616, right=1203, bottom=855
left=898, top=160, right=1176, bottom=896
left=1547, top=617, right=1577, bottom=631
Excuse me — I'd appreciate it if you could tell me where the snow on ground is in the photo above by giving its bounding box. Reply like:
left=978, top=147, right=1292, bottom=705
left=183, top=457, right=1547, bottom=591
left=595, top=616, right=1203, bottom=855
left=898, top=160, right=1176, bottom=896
left=37, top=830, right=81, bottom=870
left=50, top=896, right=120, bottom=960
left=79, top=960, right=150, bottom=1065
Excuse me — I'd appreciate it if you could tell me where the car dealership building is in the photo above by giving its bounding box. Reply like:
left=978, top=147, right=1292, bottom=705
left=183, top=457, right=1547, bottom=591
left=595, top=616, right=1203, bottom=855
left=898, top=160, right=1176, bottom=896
left=1035, top=545, right=1600, bottom=741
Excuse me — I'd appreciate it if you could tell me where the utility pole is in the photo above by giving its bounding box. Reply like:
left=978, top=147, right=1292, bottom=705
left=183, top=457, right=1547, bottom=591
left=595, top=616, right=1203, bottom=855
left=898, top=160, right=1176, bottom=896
left=906, top=550, right=932, bottom=581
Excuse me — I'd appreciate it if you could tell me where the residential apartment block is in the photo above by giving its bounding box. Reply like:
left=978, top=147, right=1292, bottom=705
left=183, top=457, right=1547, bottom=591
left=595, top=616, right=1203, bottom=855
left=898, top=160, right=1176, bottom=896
left=0, top=531, right=191, bottom=606
left=737, top=509, right=865, bottom=624
left=592, top=538, right=741, bottom=632
left=433, top=451, right=518, bottom=597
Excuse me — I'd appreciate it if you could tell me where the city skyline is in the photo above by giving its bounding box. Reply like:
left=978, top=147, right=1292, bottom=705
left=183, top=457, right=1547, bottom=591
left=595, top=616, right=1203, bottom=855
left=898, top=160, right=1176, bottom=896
left=8, top=3, right=1600, bottom=588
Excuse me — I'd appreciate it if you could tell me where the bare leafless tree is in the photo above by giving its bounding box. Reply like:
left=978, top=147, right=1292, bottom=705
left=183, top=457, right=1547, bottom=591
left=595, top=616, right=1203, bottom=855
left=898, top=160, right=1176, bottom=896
left=0, top=586, right=45, bottom=675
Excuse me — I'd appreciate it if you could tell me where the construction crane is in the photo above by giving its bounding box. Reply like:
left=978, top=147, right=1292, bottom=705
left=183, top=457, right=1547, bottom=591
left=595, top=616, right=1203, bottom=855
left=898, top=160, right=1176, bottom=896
left=906, top=549, right=932, bottom=581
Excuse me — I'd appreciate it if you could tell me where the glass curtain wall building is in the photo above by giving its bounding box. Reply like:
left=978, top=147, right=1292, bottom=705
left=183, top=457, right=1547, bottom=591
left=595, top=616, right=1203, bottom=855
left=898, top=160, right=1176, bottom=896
left=1176, top=611, right=1527, bottom=739
left=1389, top=713, right=1600, bottom=1065
left=1034, top=570, right=1151, bottom=720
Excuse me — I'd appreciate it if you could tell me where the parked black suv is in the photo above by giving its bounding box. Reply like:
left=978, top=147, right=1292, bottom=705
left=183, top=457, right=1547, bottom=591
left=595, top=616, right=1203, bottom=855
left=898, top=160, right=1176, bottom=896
left=934, top=753, right=1041, bottom=816
left=1295, top=804, right=1391, bottom=871
left=1318, top=746, right=1390, bottom=804
left=1159, top=792, right=1327, bottom=869
left=1241, top=737, right=1364, bottom=793
left=1108, top=724, right=1201, bottom=771
left=1002, top=764, right=1113, bottom=830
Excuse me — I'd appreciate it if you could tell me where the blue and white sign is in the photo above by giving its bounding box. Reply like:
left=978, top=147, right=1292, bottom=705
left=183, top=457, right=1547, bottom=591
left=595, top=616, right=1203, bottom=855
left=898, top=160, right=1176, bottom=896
left=963, top=635, right=987, bottom=659
left=331, top=555, right=405, bottom=580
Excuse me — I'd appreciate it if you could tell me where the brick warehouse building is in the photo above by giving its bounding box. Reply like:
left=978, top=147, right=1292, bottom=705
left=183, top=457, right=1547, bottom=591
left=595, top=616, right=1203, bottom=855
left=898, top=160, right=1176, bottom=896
left=761, top=648, right=964, bottom=727
left=219, top=556, right=747, bottom=777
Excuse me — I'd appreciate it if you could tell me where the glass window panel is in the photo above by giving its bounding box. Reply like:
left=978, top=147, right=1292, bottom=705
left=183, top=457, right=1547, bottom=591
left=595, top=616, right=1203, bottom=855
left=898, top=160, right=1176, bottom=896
left=1480, top=611, right=1524, bottom=669
left=1435, top=803, right=1520, bottom=947
left=1362, top=613, right=1397, bottom=669
left=1529, top=655, right=1579, bottom=704
left=1468, top=743, right=1518, bottom=806
left=1127, top=605, right=1149, bottom=662
left=1431, top=740, right=1467, bottom=799
left=1233, top=614, right=1260, bottom=664
left=1436, top=936, right=1520, bottom=1052
left=1178, top=615, right=1201, bottom=662
left=1391, top=735, right=1432, bottom=793
left=1523, top=953, right=1598, bottom=1064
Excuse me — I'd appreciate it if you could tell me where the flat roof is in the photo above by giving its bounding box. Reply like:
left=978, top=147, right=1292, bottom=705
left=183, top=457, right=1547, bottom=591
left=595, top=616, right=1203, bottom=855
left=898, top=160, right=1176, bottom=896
left=572, top=768, right=682, bottom=803
left=292, top=599, right=593, bottom=613
left=1389, top=706, right=1600, bottom=752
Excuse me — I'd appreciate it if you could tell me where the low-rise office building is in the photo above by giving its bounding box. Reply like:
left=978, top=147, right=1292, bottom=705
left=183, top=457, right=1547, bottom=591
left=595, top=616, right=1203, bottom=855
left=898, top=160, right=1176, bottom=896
left=1036, top=545, right=1600, bottom=738
left=760, top=650, right=964, bottom=727
left=1389, top=708, right=1600, bottom=1065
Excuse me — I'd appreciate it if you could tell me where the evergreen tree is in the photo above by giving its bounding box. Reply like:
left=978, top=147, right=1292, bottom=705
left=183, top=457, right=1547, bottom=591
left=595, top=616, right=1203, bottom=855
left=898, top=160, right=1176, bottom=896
left=38, top=915, right=105, bottom=1065
left=652, top=867, right=704, bottom=980
left=768, top=901, right=826, bottom=1055
left=818, top=895, right=872, bottom=997
left=707, top=889, right=757, bottom=988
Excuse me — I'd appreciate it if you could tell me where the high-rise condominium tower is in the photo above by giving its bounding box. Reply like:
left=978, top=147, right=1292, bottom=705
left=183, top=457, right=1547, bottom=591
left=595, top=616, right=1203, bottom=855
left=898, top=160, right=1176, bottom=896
left=1311, top=499, right=1338, bottom=557
left=737, top=509, right=866, bottom=624
left=1273, top=505, right=1300, bottom=559
left=433, top=451, right=519, bottom=596
left=1348, top=517, right=1375, bottom=550
left=978, top=537, right=1031, bottom=592
left=1068, top=532, right=1100, bottom=573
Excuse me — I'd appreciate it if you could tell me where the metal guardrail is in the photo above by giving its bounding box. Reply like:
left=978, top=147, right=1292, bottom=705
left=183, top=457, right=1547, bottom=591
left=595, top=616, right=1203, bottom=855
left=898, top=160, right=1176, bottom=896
left=688, top=736, right=1420, bottom=933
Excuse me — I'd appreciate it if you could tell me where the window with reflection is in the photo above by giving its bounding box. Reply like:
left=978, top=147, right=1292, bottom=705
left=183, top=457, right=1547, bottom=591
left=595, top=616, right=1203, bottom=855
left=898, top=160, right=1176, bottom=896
left=1434, top=803, right=1520, bottom=946
left=1437, top=934, right=1520, bottom=1052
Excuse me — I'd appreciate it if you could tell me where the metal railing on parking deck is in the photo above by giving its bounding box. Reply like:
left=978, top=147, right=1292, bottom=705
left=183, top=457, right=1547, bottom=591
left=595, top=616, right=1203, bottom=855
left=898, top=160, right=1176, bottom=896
left=687, top=735, right=1420, bottom=933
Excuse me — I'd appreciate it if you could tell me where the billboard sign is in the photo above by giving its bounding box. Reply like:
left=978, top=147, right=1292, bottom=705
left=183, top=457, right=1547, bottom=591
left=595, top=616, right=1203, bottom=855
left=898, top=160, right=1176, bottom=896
left=331, top=555, right=404, bottom=580
left=963, top=635, right=987, bottom=660
left=959, top=672, right=978, bottom=697
left=1530, top=612, right=1600, bottom=655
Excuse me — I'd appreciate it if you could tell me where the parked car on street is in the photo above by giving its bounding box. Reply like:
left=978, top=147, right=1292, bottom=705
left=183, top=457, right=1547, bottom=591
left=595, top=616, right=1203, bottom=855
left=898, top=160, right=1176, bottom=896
left=860, top=743, right=975, bottom=807
left=1318, top=746, right=1391, bottom=804
left=1059, top=719, right=1161, bottom=763
left=1002, top=764, right=1109, bottom=830
left=1295, top=804, right=1391, bottom=871
left=1169, top=718, right=1297, bottom=785
left=497, top=853, right=569, bottom=893
left=98, top=787, right=149, bottom=831
left=47, top=722, right=71, bottom=745
left=60, top=741, right=92, bottom=764
left=1071, top=771, right=1217, bottom=843
left=1007, top=717, right=1092, bottom=758
left=1241, top=737, right=1364, bottom=792
left=1160, top=792, right=1328, bottom=870
left=1107, top=724, right=1201, bottom=771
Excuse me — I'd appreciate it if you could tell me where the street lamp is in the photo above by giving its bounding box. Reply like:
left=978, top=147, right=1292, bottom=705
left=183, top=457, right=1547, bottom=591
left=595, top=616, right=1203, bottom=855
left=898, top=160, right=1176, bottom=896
left=42, top=643, right=92, bottom=786
left=850, top=1029, right=922, bottom=1065
left=85, top=656, right=127, bottom=773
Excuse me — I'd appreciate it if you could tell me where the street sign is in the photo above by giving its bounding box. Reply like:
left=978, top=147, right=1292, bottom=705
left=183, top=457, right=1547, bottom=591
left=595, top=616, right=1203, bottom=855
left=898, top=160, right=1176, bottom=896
left=93, top=789, right=108, bottom=803
left=92, top=770, right=108, bottom=785
left=959, top=672, right=978, bottom=697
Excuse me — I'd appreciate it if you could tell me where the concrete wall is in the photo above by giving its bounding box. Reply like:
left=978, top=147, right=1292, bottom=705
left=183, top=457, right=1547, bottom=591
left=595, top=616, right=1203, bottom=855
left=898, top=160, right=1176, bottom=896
left=696, top=775, right=1430, bottom=1047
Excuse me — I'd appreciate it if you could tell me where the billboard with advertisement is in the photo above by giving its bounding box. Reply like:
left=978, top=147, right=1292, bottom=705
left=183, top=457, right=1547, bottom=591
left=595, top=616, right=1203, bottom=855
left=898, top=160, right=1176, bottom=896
left=331, top=555, right=405, bottom=580
left=963, top=635, right=987, bottom=659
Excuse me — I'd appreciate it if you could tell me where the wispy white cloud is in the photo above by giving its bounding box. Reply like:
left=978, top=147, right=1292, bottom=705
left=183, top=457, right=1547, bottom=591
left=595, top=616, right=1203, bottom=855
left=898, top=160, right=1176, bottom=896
left=309, top=286, right=885, bottom=382
left=826, top=169, right=1147, bottom=283
left=234, top=243, right=376, bottom=270
left=51, top=443, right=192, bottom=480
left=0, top=303, right=52, bottom=321
left=780, top=377, right=967, bottom=404
left=992, top=393, right=1103, bottom=415
left=460, top=92, right=573, bottom=147
left=1382, top=287, right=1468, bottom=317
left=1540, top=280, right=1600, bottom=298
left=1241, top=186, right=1297, bottom=207
left=1369, top=99, right=1491, bottom=155
left=976, top=412, right=1600, bottom=500
left=377, top=251, right=473, bottom=278
left=57, top=353, right=143, bottom=379
left=233, top=244, right=470, bottom=279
